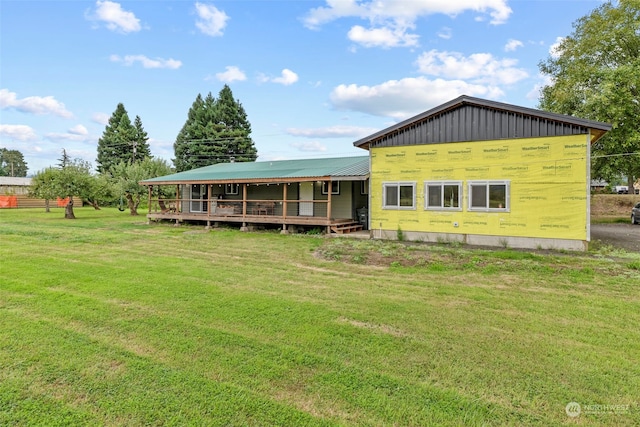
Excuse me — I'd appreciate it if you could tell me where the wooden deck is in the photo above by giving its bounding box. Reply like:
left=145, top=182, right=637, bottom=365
left=147, top=211, right=363, bottom=233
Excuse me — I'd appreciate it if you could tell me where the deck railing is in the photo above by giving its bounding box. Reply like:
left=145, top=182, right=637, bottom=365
left=150, top=198, right=330, bottom=219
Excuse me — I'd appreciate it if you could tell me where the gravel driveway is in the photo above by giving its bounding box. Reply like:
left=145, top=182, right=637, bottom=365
left=591, top=223, right=640, bottom=252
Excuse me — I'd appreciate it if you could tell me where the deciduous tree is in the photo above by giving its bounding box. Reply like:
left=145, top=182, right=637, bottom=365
left=0, top=148, right=28, bottom=177
left=538, top=0, right=640, bottom=188
left=31, top=157, right=96, bottom=219
left=110, top=158, right=173, bottom=216
left=29, top=167, right=58, bottom=212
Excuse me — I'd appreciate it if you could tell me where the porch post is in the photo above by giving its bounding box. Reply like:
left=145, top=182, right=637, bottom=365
left=206, top=184, right=212, bottom=229
left=242, top=183, right=247, bottom=218
left=282, top=183, right=288, bottom=220
left=176, top=185, right=180, bottom=213
left=240, top=183, right=249, bottom=232
left=326, top=180, right=333, bottom=234
left=148, top=186, right=152, bottom=214
left=207, top=184, right=211, bottom=219
left=280, top=182, right=289, bottom=234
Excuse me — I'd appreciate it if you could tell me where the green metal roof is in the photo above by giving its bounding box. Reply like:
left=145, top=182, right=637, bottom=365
left=141, top=156, right=369, bottom=185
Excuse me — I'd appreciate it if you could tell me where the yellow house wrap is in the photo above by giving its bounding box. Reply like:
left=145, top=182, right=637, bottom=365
left=355, top=95, right=611, bottom=250
left=370, top=134, right=591, bottom=241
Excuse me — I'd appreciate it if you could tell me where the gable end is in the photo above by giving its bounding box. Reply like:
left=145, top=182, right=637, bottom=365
left=368, top=104, right=591, bottom=149
left=354, top=95, right=611, bottom=150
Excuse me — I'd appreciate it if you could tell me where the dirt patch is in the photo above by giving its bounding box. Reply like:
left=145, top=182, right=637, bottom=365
left=591, top=194, right=637, bottom=218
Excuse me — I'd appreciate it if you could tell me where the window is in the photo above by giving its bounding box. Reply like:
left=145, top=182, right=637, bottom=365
left=383, top=182, right=416, bottom=209
left=321, top=181, right=340, bottom=195
left=468, top=181, right=509, bottom=211
left=360, top=180, right=369, bottom=195
left=425, top=181, right=462, bottom=210
left=225, top=183, right=239, bottom=195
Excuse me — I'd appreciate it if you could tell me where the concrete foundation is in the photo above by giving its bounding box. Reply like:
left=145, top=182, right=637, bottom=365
left=373, top=229, right=587, bottom=251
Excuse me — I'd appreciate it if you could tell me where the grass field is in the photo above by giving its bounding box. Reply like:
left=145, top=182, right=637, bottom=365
left=1, top=208, right=639, bottom=426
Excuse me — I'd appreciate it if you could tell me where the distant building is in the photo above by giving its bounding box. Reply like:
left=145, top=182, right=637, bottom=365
left=0, top=177, right=31, bottom=195
left=0, top=177, right=68, bottom=208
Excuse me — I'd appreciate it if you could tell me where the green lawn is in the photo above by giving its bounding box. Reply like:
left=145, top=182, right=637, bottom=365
left=1, top=208, right=638, bottom=426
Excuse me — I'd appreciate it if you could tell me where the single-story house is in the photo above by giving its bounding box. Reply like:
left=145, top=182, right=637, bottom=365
left=353, top=95, right=611, bottom=251
left=140, top=156, right=369, bottom=234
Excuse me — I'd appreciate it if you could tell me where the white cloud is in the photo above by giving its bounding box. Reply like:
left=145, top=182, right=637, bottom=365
left=347, top=25, right=418, bottom=48
left=216, top=66, right=247, bottom=83
left=415, top=50, right=528, bottom=85
left=270, top=69, right=299, bottom=86
left=45, top=131, right=93, bottom=143
left=0, top=89, right=73, bottom=118
left=437, top=27, right=452, bottom=40
left=504, top=39, right=523, bottom=52
left=291, top=141, right=327, bottom=152
left=0, top=124, right=38, bottom=141
left=549, top=36, right=565, bottom=59
left=286, top=125, right=378, bottom=139
left=41, top=124, right=92, bottom=144
left=195, top=2, right=229, bottom=37
left=330, top=77, right=503, bottom=119
left=92, top=112, right=110, bottom=125
left=303, top=0, right=511, bottom=48
left=68, top=125, right=89, bottom=136
left=110, top=54, right=182, bottom=69
left=89, top=1, right=141, bottom=33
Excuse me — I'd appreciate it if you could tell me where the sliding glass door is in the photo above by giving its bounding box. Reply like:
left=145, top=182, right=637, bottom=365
left=190, top=184, right=208, bottom=213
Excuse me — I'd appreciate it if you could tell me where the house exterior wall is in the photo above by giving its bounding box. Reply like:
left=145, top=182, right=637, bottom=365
left=177, top=181, right=359, bottom=219
left=369, top=134, right=590, bottom=250
left=311, top=181, right=354, bottom=218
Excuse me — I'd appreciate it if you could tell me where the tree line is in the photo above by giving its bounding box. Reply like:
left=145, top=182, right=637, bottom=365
left=29, top=85, right=257, bottom=219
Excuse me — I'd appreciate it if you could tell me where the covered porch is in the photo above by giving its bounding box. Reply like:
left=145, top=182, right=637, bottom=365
left=140, top=156, right=370, bottom=234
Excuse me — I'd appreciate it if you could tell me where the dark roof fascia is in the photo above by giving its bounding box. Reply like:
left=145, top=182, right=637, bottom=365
left=353, top=95, right=612, bottom=149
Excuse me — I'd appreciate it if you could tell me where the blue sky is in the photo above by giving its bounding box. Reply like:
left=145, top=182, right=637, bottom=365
left=1, top=0, right=603, bottom=174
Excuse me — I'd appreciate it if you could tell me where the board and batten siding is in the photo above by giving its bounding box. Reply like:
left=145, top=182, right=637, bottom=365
left=369, top=105, right=592, bottom=149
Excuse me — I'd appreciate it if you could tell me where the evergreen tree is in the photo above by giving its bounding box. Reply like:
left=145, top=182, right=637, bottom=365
left=173, top=94, right=204, bottom=172
left=57, top=148, right=71, bottom=169
left=96, top=103, right=144, bottom=174
left=216, top=85, right=257, bottom=163
left=132, top=115, right=152, bottom=163
left=173, top=85, right=257, bottom=172
left=0, top=148, right=28, bottom=177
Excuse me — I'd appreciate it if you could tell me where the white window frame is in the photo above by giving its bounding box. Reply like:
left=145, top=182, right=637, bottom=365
left=467, top=180, right=510, bottom=212
left=225, top=183, right=239, bottom=195
left=382, top=182, right=416, bottom=210
left=424, top=181, right=462, bottom=211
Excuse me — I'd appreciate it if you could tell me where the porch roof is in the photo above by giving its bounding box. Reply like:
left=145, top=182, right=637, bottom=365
left=141, top=155, right=369, bottom=185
